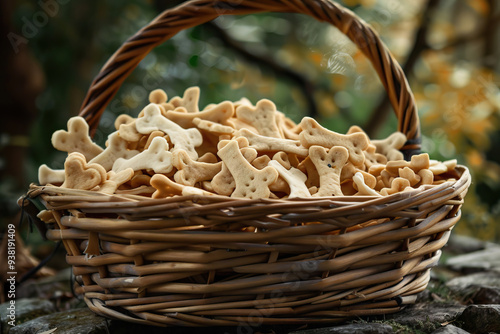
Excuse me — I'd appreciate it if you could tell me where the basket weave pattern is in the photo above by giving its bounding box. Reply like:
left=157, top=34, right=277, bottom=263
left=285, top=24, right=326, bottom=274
left=25, top=0, right=471, bottom=327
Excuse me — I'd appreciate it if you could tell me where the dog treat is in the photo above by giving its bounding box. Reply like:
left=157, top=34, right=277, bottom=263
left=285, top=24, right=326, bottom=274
left=136, top=104, right=203, bottom=159
left=193, top=117, right=235, bottom=135
left=149, top=89, right=168, bottom=104
left=99, top=168, right=135, bottom=195
left=309, top=146, right=349, bottom=197
left=61, top=152, right=107, bottom=190
left=52, top=117, right=103, bottom=161
left=173, top=149, right=222, bottom=186
left=151, top=173, right=214, bottom=198
left=372, top=132, right=406, bottom=161
left=299, top=117, right=369, bottom=167
left=236, top=128, right=309, bottom=156
left=169, top=86, right=200, bottom=113
left=40, top=86, right=460, bottom=201
left=165, top=101, right=234, bottom=128
left=235, top=99, right=282, bottom=138
left=353, top=172, right=381, bottom=197
left=268, top=160, right=310, bottom=198
left=112, top=136, right=173, bottom=174
left=38, top=165, right=65, bottom=185
left=217, top=140, right=278, bottom=199
left=89, top=132, right=140, bottom=171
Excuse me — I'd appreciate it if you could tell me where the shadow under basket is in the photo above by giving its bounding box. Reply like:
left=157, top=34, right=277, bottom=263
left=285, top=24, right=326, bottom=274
left=22, top=0, right=472, bottom=328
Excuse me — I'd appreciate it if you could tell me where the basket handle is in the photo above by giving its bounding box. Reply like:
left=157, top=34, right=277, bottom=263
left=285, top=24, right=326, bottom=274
left=79, top=0, right=421, bottom=157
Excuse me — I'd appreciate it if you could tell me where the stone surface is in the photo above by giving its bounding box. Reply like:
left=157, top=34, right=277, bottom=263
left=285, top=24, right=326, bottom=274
left=445, top=234, right=491, bottom=254
left=384, top=303, right=466, bottom=333
left=456, top=304, right=500, bottom=334
left=445, top=247, right=500, bottom=273
left=430, top=324, right=470, bottom=334
left=8, top=308, right=109, bottom=334
left=0, top=298, right=56, bottom=334
left=446, top=272, right=500, bottom=290
left=289, top=323, right=395, bottom=334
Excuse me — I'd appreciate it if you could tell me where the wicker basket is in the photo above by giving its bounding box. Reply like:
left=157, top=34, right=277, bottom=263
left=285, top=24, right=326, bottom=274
left=22, top=0, right=471, bottom=327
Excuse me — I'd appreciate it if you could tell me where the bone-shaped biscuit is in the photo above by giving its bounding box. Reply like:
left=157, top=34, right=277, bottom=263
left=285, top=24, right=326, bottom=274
left=61, top=152, right=107, bottom=190
left=38, top=165, right=65, bottom=185
left=385, top=153, right=430, bottom=175
left=364, top=144, right=388, bottom=169
left=211, top=147, right=257, bottom=196
left=89, top=131, right=140, bottom=171
left=235, top=128, right=309, bottom=156
left=99, top=168, right=135, bottom=194
left=198, top=152, right=218, bottom=163
left=297, top=156, right=320, bottom=188
left=165, top=101, right=234, bottom=128
left=299, top=117, right=369, bottom=166
left=380, top=177, right=411, bottom=196
left=193, top=117, right=235, bottom=135
left=227, top=117, right=259, bottom=134
left=151, top=174, right=214, bottom=198
left=130, top=173, right=151, bottom=188
left=276, top=111, right=301, bottom=140
left=418, top=169, right=434, bottom=185
left=217, top=140, right=278, bottom=199
left=51, top=117, right=103, bottom=161
left=309, top=146, right=349, bottom=197
left=119, top=120, right=142, bottom=142
left=173, top=150, right=222, bottom=186
left=399, top=167, right=421, bottom=186
left=112, top=136, right=173, bottom=174
left=149, top=89, right=168, bottom=104
left=144, top=131, right=169, bottom=150
left=268, top=160, right=310, bottom=198
left=169, top=86, right=200, bottom=113
left=135, top=104, right=203, bottom=160
left=372, top=132, right=406, bottom=161
left=429, top=159, right=457, bottom=175
left=353, top=172, right=382, bottom=197
left=114, top=114, right=134, bottom=131
left=235, top=99, right=282, bottom=138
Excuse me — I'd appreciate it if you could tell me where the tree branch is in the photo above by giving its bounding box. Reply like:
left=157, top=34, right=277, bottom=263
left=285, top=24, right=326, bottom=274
left=364, top=0, right=440, bottom=138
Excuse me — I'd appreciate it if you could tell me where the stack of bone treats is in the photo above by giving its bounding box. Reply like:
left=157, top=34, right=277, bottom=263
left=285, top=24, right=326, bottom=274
left=38, top=87, right=459, bottom=199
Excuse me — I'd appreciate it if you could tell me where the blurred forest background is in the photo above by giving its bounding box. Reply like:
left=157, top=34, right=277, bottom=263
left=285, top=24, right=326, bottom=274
left=1, top=0, right=500, bottom=264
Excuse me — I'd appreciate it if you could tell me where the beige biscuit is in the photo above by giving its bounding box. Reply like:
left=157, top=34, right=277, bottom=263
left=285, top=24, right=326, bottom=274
left=112, top=136, right=173, bottom=174
left=193, top=117, right=235, bottom=135
left=368, top=164, right=386, bottom=177
left=173, top=150, right=222, bottom=186
left=272, top=152, right=291, bottom=170
left=235, top=128, right=309, bottom=156
left=309, top=146, right=349, bottom=197
left=201, top=180, right=215, bottom=193
left=114, top=114, right=135, bottom=131
left=165, top=101, right=234, bottom=129
left=38, top=165, right=65, bottom=185
left=276, top=111, right=301, bottom=140
left=135, top=104, right=203, bottom=160
left=149, top=89, right=168, bottom=104
left=355, top=170, right=377, bottom=189
left=298, top=156, right=320, bottom=189
left=380, top=169, right=394, bottom=188
left=151, top=174, right=214, bottom=198
left=235, top=99, right=282, bottom=138
left=399, top=167, right=421, bottom=186
left=51, top=117, right=103, bottom=161
left=252, top=155, right=271, bottom=170
left=226, top=117, right=259, bottom=134
left=299, top=117, right=369, bottom=166
left=364, top=144, right=388, bottom=169
left=268, top=160, right=310, bottom=198
left=217, top=136, right=250, bottom=150
left=233, top=97, right=252, bottom=108
left=353, top=172, right=382, bottom=197
left=119, top=120, right=142, bottom=142
left=198, top=152, right=219, bottom=164
left=89, top=132, right=140, bottom=171
left=340, top=162, right=357, bottom=182
left=211, top=147, right=257, bottom=196
left=169, top=86, right=200, bottom=113
left=380, top=177, right=411, bottom=196
left=217, top=140, right=278, bottom=199
left=130, top=174, right=151, bottom=188
left=99, top=168, right=135, bottom=195
left=372, top=132, right=406, bottom=161
left=61, top=152, right=107, bottom=190
left=429, top=159, right=457, bottom=175
left=287, top=153, right=300, bottom=168
left=346, top=125, right=365, bottom=134
left=418, top=169, right=434, bottom=185
left=385, top=153, right=430, bottom=176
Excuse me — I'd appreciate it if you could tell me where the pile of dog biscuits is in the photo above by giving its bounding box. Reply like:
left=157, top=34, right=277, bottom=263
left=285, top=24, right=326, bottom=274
left=38, top=87, right=460, bottom=199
